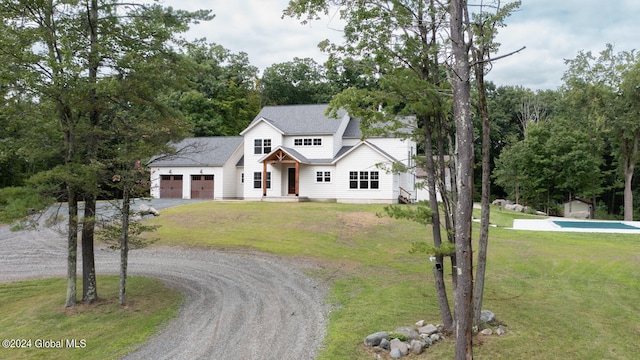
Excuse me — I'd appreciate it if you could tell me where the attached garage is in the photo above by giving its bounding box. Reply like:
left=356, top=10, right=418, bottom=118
left=160, top=175, right=183, bottom=198
left=191, top=175, right=214, bottom=199
left=149, top=137, right=244, bottom=200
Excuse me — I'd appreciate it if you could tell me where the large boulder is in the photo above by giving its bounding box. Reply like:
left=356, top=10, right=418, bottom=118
left=393, top=326, right=419, bottom=341
left=390, top=338, right=409, bottom=356
left=418, top=324, right=438, bottom=336
left=364, top=331, right=388, bottom=347
left=480, top=310, right=496, bottom=323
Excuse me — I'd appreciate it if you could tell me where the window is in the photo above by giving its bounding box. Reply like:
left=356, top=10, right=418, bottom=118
left=253, top=172, right=271, bottom=189
left=349, top=171, right=379, bottom=189
left=294, top=138, right=322, bottom=147
left=316, top=171, right=331, bottom=183
left=254, top=139, right=271, bottom=154
left=349, top=171, right=358, bottom=189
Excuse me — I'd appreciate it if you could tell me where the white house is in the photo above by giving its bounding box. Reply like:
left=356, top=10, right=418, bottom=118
left=149, top=104, right=419, bottom=204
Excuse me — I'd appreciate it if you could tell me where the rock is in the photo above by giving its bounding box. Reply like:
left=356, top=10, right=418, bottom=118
left=393, top=326, right=419, bottom=341
left=390, top=348, right=403, bottom=359
left=418, top=324, right=438, bottom=336
left=390, top=338, right=409, bottom=356
left=480, top=328, right=493, bottom=336
left=497, top=325, right=507, bottom=336
left=409, top=340, right=425, bottom=355
left=430, top=333, right=440, bottom=342
left=492, top=199, right=507, bottom=206
left=138, top=204, right=160, bottom=216
left=380, top=338, right=390, bottom=350
left=415, top=319, right=425, bottom=327
left=480, top=310, right=496, bottom=323
left=420, top=334, right=433, bottom=347
left=364, top=331, right=388, bottom=347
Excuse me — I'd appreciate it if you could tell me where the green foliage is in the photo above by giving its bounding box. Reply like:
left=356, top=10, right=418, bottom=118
left=97, top=211, right=160, bottom=250
left=261, top=57, right=336, bottom=105
left=409, top=240, right=456, bottom=257
left=0, top=186, right=53, bottom=224
left=387, top=332, right=408, bottom=342
left=380, top=202, right=434, bottom=226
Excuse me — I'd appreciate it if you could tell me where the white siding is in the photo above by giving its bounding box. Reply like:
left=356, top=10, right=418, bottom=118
left=222, top=143, right=244, bottom=199
left=298, top=165, right=337, bottom=200
left=284, top=134, right=335, bottom=159
left=242, top=122, right=284, bottom=199
left=334, top=145, right=397, bottom=203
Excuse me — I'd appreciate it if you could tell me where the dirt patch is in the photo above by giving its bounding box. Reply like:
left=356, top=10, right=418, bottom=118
left=336, top=212, right=392, bottom=246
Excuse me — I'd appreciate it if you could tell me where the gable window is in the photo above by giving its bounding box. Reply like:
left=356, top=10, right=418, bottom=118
left=294, top=138, right=322, bottom=147
left=254, top=139, right=271, bottom=154
left=316, top=171, right=331, bottom=183
left=253, top=172, right=271, bottom=189
left=349, top=171, right=379, bottom=189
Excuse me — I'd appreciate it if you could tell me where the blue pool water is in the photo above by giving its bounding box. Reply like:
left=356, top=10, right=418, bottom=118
left=552, top=221, right=640, bottom=230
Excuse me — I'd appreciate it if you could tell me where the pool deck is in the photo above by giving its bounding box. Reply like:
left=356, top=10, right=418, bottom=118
left=512, top=218, right=640, bottom=234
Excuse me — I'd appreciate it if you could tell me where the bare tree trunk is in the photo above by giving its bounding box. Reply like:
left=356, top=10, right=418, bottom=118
left=623, top=135, right=638, bottom=221
left=66, top=187, right=78, bottom=308
left=82, top=194, right=98, bottom=303
left=119, top=182, right=130, bottom=306
left=422, top=115, right=454, bottom=333
left=473, top=53, right=491, bottom=327
left=450, top=0, right=474, bottom=358
left=81, top=0, right=100, bottom=304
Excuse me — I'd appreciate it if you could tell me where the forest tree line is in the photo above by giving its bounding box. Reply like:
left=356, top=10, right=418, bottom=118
left=3, top=39, right=638, bottom=218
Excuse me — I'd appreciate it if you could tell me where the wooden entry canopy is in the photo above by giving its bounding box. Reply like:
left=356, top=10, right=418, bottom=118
left=261, top=148, right=300, bottom=196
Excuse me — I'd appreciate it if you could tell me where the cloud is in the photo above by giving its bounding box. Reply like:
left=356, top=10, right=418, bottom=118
left=163, top=0, right=639, bottom=90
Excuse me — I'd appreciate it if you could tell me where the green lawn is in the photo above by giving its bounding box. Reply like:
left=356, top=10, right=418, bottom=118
left=2, top=202, right=638, bottom=359
left=0, top=276, right=181, bottom=360
left=146, top=201, right=640, bottom=359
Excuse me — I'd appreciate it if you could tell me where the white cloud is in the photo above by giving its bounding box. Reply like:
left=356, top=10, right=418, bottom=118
left=161, top=0, right=639, bottom=90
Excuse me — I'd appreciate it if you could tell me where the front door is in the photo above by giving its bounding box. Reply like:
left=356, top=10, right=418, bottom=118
left=288, top=168, right=296, bottom=195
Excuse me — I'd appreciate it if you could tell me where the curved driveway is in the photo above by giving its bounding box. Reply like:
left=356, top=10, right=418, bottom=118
left=0, top=200, right=327, bottom=359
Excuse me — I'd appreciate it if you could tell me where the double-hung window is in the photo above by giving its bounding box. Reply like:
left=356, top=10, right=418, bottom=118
left=253, top=172, right=271, bottom=189
left=316, top=171, right=331, bottom=183
left=254, top=139, right=272, bottom=154
left=349, top=171, right=379, bottom=189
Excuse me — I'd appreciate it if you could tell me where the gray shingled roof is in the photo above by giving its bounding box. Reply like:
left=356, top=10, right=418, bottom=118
left=245, top=104, right=347, bottom=135
left=151, top=137, right=243, bottom=167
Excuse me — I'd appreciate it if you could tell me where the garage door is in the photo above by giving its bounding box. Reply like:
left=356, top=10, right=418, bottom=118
left=160, top=175, right=183, bottom=198
left=191, top=175, right=214, bottom=199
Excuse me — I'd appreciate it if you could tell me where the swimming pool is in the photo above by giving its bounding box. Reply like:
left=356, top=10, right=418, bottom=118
left=552, top=220, right=640, bottom=230
left=512, top=218, right=640, bottom=233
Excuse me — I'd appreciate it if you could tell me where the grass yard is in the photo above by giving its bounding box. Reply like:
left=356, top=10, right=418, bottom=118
left=146, top=201, right=640, bottom=359
left=0, top=276, right=181, bottom=360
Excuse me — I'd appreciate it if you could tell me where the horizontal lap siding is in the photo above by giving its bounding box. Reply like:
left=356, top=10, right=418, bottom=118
left=335, top=145, right=396, bottom=202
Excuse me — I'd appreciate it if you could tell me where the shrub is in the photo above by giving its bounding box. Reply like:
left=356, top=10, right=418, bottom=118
left=0, top=186, right=52, bottom=224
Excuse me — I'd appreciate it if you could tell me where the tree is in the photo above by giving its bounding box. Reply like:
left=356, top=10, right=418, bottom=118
left=449, top=0, right=475, bottom=357
left=0, top=0, right=211, bottom=306
left=261, top=57, right=336, bottom=105
left=562, top=45, right=640, bottom=220
left=287, top=0, right=458, bottom=332
left=178, top=41, right=260, bottom=136
left=468, top=0, right=522, bottom=328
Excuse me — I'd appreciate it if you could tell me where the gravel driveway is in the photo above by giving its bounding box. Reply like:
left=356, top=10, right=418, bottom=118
left=0, top=199, right=328, bottom=359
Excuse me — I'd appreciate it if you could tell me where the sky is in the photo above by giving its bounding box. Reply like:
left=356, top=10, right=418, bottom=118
left=162, top=0, right=640, bottom=91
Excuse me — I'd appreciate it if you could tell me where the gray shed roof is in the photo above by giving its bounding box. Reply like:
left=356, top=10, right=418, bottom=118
left=243, top=104, right=347, bottom=135
left=151, top=137, right=243, bottom=167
